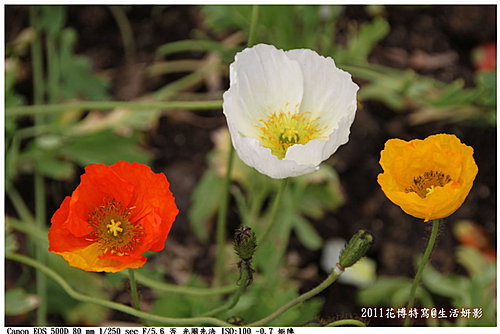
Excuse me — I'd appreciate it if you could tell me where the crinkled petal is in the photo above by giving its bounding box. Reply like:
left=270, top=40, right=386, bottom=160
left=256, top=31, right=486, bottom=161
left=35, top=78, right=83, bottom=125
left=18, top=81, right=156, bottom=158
left=223, top=44, right=304, bottom=138
left=285, top=48, right=359, bottom=133
left=54, top=243, right=146, bottom=273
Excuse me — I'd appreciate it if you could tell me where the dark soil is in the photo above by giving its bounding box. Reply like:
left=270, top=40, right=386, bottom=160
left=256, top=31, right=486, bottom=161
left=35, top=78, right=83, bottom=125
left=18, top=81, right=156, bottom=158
left=5, top=5, right=496, bottom=327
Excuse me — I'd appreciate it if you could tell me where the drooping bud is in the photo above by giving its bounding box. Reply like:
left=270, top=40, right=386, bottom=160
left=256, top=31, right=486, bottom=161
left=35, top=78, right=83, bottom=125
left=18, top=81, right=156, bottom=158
left=338, top=229, right=374, bottom=270
left=234, top=226, right=257, bottom=261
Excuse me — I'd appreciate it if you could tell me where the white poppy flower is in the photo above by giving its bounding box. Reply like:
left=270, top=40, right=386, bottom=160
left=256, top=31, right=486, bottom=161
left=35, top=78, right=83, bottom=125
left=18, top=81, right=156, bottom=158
left=223, top=44, right=359, bottom=179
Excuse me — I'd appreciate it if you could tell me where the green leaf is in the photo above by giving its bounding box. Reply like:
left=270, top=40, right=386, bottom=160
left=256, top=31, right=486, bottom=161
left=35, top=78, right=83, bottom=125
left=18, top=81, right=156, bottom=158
left=60, top=130, right=151, bottom=167
left=59, top=28, right=110, bottom=100
left=357, top=277, right=411, bottom=306
left=455, top=245, right=491, bottom=278
left=150, top=275, right=212, bottom=325
left=188, top=169, right=224, bottom=241
left=292, top=215, right=322, bottom=251
left=5, top=288, right=39, bottom=316
left=421, top=263, right=469, bottom=302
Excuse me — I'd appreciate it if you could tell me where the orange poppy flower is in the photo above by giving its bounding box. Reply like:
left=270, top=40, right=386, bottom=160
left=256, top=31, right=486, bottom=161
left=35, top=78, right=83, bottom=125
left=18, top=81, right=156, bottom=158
left=377, top=134, right=478, bottom=222
left=48, top=161, right=179, bottom=272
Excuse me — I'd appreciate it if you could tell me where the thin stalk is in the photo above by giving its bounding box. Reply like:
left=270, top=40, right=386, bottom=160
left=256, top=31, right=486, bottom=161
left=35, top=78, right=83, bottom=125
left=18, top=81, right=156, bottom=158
left=403, top=219, right=440, bottom=326
left=108, top=6, right=136, bottom=62
left=46, top=32, right=60, bottom=103
left=247, top=268, right=341, bottom=326
left=247, top=5, right=259, bottom=47
left=34, top=173, right=47, bottom=326
left=6, top=253, right=232, bottom=327
left=201, top=268, right=248, bottom=317
left=6, top=100, right=223, bottom=118
left=6, top=187, right=35, bottom=223
left=326, top=319, right=366, bottom=327
left=213, top=3, right=260, bottom=288
left=128, top=269, right=141, bottom=311
left=128, top=271, right=237, bottom=296
left=128, top=269, right=147, bottom=325
left=214, top=142, right=235, bottom=287
left=257, top=178, right=288, bottom=244
left=30, top=6, right=48, bottom=325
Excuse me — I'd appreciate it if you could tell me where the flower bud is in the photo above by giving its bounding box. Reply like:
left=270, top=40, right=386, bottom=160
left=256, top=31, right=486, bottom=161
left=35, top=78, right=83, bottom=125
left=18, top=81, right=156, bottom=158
left=234, top=226, right=257, bottom=261
left=338, top=229, right=374, bottom=269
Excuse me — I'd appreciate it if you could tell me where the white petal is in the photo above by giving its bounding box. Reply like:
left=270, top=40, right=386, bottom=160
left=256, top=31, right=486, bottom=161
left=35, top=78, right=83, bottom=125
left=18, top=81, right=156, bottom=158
left=227, top=118, right=318, bottom=179
left=223, top=44, right=304, bottom=138
left=285, top=108, right=356, bottom=166
left=285, top=48, right=359, bottom=134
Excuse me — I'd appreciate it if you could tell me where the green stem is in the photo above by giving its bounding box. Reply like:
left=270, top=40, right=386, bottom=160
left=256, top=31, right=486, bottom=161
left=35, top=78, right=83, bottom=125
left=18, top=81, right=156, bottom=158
left=6, top=100, right=222, bottom=118
left=257, top=178, right=288, bottom=244
left=6, top=187, right=35, bottom=223
left=46, top=32, right=59, bottom=103
left=34, top=173, right=47, bottom=326
left=403, top=219, right=440, bottom=326
left=247, top=267, right=341, bottom=326
left=108, top=6, right=136, bottom=62
left=326, top=319, right=366, bottom=327
left=128, top=269, right=141, bottom=311
left=128, top=269, right=147, bottom=325
left=31, top=6, right=48, bottom=325
left=213, top=3, right=260, bottom=288
left=214, top=142, right=235, bottom=287
left=6, top=253, right=232, bottom=327
left=30, top=7, right=45, bottom=108
left=201, top=268, right=248, bottom=317
left=247, top=5, right=259, bottom=47
left=127, top=271, right=237, bottom=296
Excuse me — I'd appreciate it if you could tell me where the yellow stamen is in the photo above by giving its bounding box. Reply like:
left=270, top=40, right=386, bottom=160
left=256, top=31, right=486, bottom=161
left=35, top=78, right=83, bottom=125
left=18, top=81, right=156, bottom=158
left=425, top=185, right=436, bottom=197
left=258, top=111, right=326, bottom=159
left=405, top=170, right=452, bottom=198
left=107, top=219, right=123, bottom=237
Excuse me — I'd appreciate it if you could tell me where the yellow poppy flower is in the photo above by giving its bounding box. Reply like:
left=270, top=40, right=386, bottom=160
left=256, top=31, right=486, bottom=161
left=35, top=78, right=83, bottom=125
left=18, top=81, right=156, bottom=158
left=377, top=134, right=478, bottom=222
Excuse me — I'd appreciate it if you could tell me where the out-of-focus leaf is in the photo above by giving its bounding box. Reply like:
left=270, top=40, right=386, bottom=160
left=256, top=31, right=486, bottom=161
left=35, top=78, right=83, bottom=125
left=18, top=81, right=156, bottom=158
left=5, top=58, right=26, bottom=108
left=335, top=17, right=389, bottom=64
left=60, top=130, right=151, bottom=167
left=59, top=28, right=110, bottom=100
left=66, top=302, right=110, bottom=326
left=292, top=215, right=322, bottom=251
left=5, top=288, right=39, bottom=316
left=5, top=223, right=19, bottom=254
left=17, top=141, right=74, bottom=181
left=188, top=169, right=224, bottom=241
left=421, top=264, right=469, bottom=302
left=456, top=245, right=491, bottom=278
left=228, top=274, right=324, bottom=326
left=358, top=277, right=410, bottom=305
left=150, top=275, right=212, bottom=325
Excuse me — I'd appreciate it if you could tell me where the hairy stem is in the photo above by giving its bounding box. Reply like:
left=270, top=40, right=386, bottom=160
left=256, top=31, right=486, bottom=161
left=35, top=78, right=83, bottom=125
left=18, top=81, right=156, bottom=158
left=403, top=219, right=440, bottom=326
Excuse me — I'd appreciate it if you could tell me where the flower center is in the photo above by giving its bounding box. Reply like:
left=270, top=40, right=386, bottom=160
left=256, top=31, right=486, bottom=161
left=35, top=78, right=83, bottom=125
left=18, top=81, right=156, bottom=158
left=87, top=198, right=144, bottom=256
left=405, top=170, right=452, bottom=198
left=258, top=111, right=326, bottom=159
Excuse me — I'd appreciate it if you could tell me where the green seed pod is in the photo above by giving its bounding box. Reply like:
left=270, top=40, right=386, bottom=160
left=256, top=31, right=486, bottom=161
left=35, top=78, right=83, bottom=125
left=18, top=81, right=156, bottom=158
left=338, top=229, right=374, bottom=269
left=234, top=226, right=257, bottom=261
